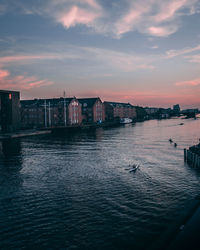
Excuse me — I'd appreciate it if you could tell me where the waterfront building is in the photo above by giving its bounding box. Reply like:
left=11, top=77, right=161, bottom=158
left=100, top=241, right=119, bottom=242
left=181, top=108, right=199, bottom=118
left=78, top=97, right=105, bottom=123
left=0, top=90, right=20, bottom=132
left=182, top=108, right=199, bottom=114
left=173, top=104, right=180, bottom=116
left=104, top=101, right=137, bottom=121
left=157, top=108, right=172, bottom=119
left=144, top=107, right=159, bottom=115
left=20, top=97, right=82, bottom=129
left=135, top=106, right=146, bottom=120
left=144, top=107, right=173, bottom=119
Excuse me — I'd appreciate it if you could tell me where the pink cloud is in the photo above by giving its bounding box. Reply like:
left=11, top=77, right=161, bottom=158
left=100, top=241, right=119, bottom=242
left=55, top=0, right=102, bottom=30
left=0, top=54, right=62, bottom=64
left=58, top=5, right=99, bottom=28
left=84, top=0, right=100, bottom=9
left=176, top=78, right=200, bottom=86
left=113, top=0, right=198, bottom=37
left=185, top=54, right=200, bottom=63
left=148, top=26, right=177, bottom=37
left=0, top=68, right=53, bottom=90
left=166, top=44, right=200, bottom=58
left=0, top=69, right=10, bottom=79
left=115, top=3, right=150, bottom=36
left=16, top=0, right=199, bottom=38
left=154, top=0, right=188, bottom=22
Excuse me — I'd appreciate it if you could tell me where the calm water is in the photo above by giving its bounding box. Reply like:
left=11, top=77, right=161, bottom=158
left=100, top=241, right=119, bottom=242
left=0, top=118, right=200, bottom=250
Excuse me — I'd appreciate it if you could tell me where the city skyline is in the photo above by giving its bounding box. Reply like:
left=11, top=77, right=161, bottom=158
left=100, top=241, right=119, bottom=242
left=0, top=0, right=200, bottom=108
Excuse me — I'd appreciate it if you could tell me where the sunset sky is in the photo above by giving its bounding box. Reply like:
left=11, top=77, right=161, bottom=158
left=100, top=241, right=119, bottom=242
left=0, top=0, right=200, bottom=108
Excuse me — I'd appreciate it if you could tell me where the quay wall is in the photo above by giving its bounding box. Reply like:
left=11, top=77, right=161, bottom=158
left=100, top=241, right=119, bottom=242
left=184, top=148, right=200, bottom=168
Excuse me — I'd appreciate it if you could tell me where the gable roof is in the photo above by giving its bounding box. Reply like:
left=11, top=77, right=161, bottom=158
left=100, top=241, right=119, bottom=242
left=20, top=97, right=75, bottom=107
left=104, top=101, right=134, bottom=108
left=78, top=97, right=101, bottom=108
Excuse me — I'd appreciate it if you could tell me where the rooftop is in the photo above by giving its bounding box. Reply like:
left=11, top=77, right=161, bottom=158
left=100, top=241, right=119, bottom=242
left=104, top=101, right=134, bottom=108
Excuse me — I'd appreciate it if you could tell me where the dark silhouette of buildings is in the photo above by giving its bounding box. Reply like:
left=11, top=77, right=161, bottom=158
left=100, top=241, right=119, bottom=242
left=173, top=104, right=180, bottom=115
left=0, top=90, right=20, bottom=132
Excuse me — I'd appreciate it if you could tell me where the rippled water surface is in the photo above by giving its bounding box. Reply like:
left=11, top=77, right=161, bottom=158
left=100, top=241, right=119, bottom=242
left=0, top=118, right=200, bottom=249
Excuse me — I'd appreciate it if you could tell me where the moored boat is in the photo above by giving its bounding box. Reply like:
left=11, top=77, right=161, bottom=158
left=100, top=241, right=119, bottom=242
left=120, top=118, right=132, bottom=124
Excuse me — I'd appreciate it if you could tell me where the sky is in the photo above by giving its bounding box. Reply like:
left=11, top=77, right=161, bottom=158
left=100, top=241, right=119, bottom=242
left=0, top=0, right=200, bottom=108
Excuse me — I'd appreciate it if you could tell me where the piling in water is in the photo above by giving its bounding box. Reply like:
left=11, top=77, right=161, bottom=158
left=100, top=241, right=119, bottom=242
left=184, top=146, right=200, bottom=168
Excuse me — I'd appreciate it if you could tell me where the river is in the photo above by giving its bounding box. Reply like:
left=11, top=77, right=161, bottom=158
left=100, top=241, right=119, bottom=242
left=0, top=118, right=200, bottom=249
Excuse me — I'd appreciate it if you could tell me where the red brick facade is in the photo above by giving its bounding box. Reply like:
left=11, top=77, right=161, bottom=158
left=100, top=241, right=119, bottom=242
left=78, top=98, right=105, bottom=123
left=20, top=97, right=82, bottom=129
left=104, top=102, right=136, bottom=121
left=68, top=99, right=82, bottom=125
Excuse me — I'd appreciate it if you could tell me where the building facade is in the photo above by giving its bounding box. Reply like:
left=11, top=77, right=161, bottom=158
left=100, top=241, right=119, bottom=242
left=20, top=97, right=82, bottom=129
left=78, top=97, right=105, bottom=123
left=0, top=90, right=20, bottom=132
left=104, top=101, right=136, bottom=121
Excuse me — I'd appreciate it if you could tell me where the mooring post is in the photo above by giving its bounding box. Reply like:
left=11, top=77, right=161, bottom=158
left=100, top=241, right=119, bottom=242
left=192, top=153, right=195, bottom=167
left=184, top=149, right=187, bottom=162
left=194, top=154, right=197, bottom=168
left=188, top=150, right=191, bottom=163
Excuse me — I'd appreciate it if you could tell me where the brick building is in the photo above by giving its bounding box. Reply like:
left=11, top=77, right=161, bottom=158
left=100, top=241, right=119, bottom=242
left=20, top=97, right=82, bottom=129
left=78, top=97, right=105, bottom=123
left=104, top=101, right=136, bottom=121
left=0, top=90, right=20, bottom=132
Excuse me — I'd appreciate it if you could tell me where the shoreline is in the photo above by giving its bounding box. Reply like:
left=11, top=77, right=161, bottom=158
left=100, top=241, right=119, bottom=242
left=0, top=116, right=198, bottom=140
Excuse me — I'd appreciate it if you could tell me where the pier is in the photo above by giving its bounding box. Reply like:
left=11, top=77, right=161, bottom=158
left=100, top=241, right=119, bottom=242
left=0, top=129, right=51, bottom=140
left=0, top=121, right=121, bottom=140
left=184, top=145, right=200, bottom=168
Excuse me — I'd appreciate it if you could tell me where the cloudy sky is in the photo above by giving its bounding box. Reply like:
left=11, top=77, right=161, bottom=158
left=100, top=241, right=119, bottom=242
left=0, top=0, right=200, bottom=108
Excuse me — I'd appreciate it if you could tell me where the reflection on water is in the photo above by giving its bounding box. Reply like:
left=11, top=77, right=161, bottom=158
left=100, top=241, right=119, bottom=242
left=0, top=118, right=200, bottom=250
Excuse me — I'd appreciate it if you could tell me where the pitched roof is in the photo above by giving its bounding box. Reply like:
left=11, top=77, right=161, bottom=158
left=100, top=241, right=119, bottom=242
left=78, top=97, right=101, bottom=107
left=104, top=101, right=134, bottom=108
left=20, top=97, right=75, bottom=107
left=0, top=90, right=19, bottom=94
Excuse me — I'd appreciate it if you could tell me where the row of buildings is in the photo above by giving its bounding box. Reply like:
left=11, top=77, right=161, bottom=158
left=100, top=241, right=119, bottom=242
left=3, top=89, right=197, bottom=132
left=0, top=90, right=137, bottom=131
left=21, top=97, right=137, bottom=129
left=144, top=104, right=200, bottom=119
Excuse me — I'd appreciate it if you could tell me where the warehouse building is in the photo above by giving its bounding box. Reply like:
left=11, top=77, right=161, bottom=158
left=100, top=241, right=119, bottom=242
left=0, top=90, right=20, bottom=132
left=20, top=97, right=82, bottom=129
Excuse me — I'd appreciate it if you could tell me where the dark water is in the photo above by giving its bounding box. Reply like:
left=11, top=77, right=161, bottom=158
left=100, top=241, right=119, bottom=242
left=0, top=118, right=200, bottom=250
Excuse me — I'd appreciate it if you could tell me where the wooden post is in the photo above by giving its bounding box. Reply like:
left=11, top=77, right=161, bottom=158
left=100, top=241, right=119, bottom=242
left=187, top=150, right=190, bottom=163
left=192, top=153, right=194, bottom=166
left=197, top=155, right=200, bottom=168
left=194, top=154, right=197, bottom=168
left=184, top=149, right=187, bottom=162
left=188, top=150, right=191, bottom=163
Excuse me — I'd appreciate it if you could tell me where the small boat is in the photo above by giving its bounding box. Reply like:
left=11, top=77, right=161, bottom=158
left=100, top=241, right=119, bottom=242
left=129, top=166, right=139, bottom=172
left=120, top=118, right=132, bottom=124
left=179, top=123, right=184, bottom=125
left=127, top=164, right=139, bottom=172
